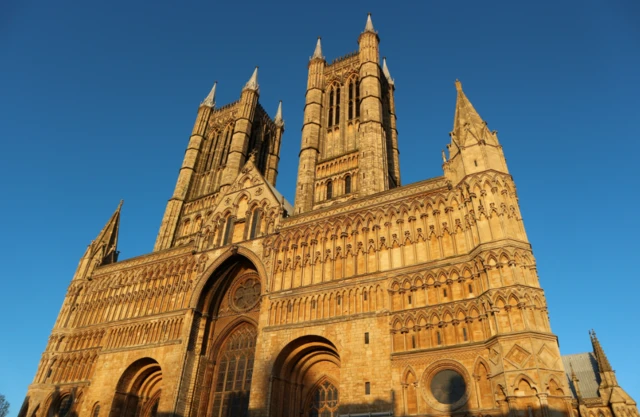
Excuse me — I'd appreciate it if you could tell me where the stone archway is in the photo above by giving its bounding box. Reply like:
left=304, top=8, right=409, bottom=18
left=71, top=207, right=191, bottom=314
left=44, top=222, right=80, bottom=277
left=185, top=255, right=263, bottom=417
left=109, top=358, right=162, bottom=417
left=270, top=335, right=341, bottom=417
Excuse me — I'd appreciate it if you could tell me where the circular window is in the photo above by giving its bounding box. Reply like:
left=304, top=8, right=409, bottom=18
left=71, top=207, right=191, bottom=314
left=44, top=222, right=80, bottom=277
left=430, top=369, right=466, bottom=404
left=231, top=275, right=261, bottom=312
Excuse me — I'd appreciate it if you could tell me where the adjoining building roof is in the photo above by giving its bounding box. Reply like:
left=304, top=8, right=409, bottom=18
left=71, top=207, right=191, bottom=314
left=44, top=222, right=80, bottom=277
left=562, top=352, right=601, bottom=399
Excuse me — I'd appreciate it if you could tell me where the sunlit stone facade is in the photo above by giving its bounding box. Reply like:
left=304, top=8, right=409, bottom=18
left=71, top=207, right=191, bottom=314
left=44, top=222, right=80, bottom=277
left=21, top=14, right=637, bottom=417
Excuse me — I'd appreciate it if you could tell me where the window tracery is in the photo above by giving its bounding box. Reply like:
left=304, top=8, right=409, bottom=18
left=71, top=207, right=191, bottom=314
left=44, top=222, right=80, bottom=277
left=306, top=380, right=339, bottom=417
left=211, top=324, right=257, bottom=417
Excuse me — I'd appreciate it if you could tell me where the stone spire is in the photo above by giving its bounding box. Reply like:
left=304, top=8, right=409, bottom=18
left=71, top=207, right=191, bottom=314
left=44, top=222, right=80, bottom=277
left=244, top=67, right=259, bottom=92
left=382, top=57, right=394, bottom=85
left=590, top=330, right=613, bottom=372
left=444, top=79, right=509, bottom=185
left=311, top=37, right=324, bottom=60
left=201, top=81, right=217, bottom=107
left=364, top=13, right=376, bottom=33
left=73, top=200, right=122, bottom=280
left=450, top=79, right=499, bottom=150
left=274, top=100, right=284, bottom=127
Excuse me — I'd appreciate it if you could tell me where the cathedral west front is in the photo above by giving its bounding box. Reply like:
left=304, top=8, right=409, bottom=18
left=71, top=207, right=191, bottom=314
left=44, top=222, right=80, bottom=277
left=20, top=14, right=638, bottom=417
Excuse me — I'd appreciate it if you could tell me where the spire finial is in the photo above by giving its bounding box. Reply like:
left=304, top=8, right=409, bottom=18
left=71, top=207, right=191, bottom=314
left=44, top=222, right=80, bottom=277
left=455, top=79, right=463, bottom=92
left=274, top=100, right=284, bottom=127
left=201, top=81, right=217, bottom=107
left=364, top=13, right=376, bottom=33
left=311, top=37, right=324, bottom=60
left=590, top=329, right=613, bottom=372
left=244, top=67, right=259, bottom=92
left=382, top=57, right=394, bottom=85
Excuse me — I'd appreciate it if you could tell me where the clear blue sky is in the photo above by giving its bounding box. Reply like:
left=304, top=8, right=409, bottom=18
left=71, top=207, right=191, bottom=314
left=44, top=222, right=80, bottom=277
left=1, top=0, right=639, bottom=413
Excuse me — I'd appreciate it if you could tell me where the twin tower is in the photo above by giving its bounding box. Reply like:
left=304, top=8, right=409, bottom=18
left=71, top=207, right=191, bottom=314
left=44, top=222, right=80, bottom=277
left=154, top=13, right=508, bottom=252
left=154, top=14, right=404, bottom=251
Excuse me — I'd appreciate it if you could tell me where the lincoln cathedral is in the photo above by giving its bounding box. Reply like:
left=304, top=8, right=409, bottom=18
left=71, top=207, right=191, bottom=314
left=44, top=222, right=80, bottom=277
left=20, top=14, right=637, bottom=417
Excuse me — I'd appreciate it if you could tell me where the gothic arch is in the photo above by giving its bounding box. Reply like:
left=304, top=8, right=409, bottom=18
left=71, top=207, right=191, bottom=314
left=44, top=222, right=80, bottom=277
left=189, top=247, right=268, bottom=309
left=108, top=358, right=162, bottom=417
left=270, top=335, right=341, bottom=417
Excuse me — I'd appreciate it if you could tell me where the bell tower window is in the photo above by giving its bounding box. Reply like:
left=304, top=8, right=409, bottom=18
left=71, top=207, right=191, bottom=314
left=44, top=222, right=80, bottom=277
left=326, top=180, right=333, bottom=200
left=345, top=175, right=351, bottom=194
left=328, top=90, right=335, bottom=127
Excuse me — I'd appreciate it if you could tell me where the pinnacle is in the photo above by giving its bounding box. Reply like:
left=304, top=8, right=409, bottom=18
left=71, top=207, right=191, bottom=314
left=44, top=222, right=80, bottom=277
left=382, top=57, right=394, bottom=85
left=201, top=81, right=217, bottom=107
left=590, top=329, right=613, bottom=372
left=364, top=13, right=376, bottom=33
left=244, top=67, right=259, bottom=92
left=311, top=37, right=324, bottom=60
left=453, top=80, right=486, bottom=133
left=275, top=100, right=284, bottom=127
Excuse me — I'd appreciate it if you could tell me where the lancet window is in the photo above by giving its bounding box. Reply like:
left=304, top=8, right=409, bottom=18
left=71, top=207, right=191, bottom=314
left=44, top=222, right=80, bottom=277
left=211, top=324, right=257, bottom=417
left=328, top=85, right=341, bottom=127
left=248, top=209, right=262, bottom=239
left=348, top=78, right=360, bottom=120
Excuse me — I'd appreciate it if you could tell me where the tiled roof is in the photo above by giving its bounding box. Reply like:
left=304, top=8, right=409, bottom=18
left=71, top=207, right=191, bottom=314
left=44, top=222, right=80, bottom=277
left=562, top=352, right=601, bottom=399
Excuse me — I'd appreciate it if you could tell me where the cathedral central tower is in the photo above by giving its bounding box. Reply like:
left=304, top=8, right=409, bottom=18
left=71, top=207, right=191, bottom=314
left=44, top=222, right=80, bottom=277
left=293, top=14, right=400, bottom=214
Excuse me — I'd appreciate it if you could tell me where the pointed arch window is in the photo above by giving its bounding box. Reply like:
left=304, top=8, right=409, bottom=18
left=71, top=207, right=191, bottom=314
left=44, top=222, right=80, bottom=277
left=306, top=380, right=339, bottom=417
left=222, top=216, right=235, bottom=246
left=345, top=175, right=351, bottom=194
left=219, top=127, right=233, bottom=165
left=328, top=86, right=341, bottom=127
left=355, top=80, right=361, bottom=118
left=348, top=79, right=360, bottom=120
left=326, top=180, right=333, bottom=200
left=204, top=131, right=220, bottom=171
left=211, top=324, right=257, bottom=417
left=335, top=87, right=341, bottom=124
left=249, top=209, right=262, bottom=239
left=328, top=89, right=335, bottom=127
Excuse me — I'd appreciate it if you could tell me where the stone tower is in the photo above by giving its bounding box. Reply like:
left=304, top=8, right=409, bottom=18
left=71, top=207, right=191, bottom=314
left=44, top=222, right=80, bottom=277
left=294, top=14, right=400, bottom=214
left=154, top=68, right=285, bottom=251
left=20, top=13, right=637, bottom=417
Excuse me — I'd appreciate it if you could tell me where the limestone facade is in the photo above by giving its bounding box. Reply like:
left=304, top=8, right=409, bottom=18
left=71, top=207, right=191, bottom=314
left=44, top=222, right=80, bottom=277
left=20, top=14, right=637, bottom=417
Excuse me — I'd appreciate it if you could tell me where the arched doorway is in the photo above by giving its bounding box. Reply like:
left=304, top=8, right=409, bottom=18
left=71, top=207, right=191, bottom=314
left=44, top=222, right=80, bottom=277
left=270, top=336, right=341, bottom=417
left=188, top=255, right=262, bottom=417
left=109, top=358, right=162, bottom=417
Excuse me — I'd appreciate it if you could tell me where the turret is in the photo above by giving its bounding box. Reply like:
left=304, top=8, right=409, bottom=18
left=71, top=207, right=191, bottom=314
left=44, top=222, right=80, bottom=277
left=357, top=13, right=389, bottom=195
left=294, top=38, right=326, bottom=214
left=154, top=82, right=214, bottom=251
left=221, top=67, right=260, bottom=190
left=382, top=57, right=400, bottom=187
left=267, top=100, right=285, bottom=184
left=443, top=80, right=508, bottom=185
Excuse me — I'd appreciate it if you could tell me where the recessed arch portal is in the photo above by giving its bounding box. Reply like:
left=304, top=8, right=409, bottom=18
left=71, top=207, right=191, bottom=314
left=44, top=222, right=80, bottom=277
left=270, top=335, right=341, bottom=417
left=108, top=358, right=162, bottom=417
left=187, top=254, right=263, bottom=417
